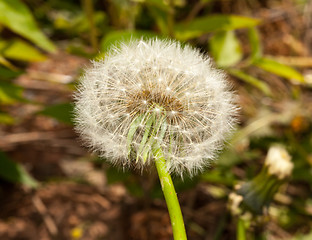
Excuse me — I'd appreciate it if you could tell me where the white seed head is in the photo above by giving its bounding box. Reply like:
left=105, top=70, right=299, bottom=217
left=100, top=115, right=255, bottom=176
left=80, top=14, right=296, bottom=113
left=74, top=39, right=238, bottom=175
left=265, top=145, right=293, bottom=179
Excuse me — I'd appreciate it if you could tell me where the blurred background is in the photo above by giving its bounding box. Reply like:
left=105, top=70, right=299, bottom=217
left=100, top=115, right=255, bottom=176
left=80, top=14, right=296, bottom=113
left=0, top=0, right=312, bottom=239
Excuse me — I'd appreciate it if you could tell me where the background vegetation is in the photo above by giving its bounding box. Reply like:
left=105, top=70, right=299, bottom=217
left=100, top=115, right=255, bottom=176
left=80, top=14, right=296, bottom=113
left=0, top=0, right=311, bottom=239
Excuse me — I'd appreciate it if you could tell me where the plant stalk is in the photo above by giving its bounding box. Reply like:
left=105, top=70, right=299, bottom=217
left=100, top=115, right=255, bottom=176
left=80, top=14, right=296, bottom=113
left=167, top=0, right=175, bottom=38
left=153, top=147, right=187, bottom=240
left=237, top=217, right=247, bottom=240
left=81, top=0, right=98, bottom=52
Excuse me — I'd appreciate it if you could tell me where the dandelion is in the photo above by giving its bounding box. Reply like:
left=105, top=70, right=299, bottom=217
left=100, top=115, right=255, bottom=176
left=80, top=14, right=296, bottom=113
left=232, top=145, right=293, bottom=215
left=74, top=38, right=237, bottom=239
left=228, top=146, right=293, bottom=239
left=74, top=39, right=237, bottom=175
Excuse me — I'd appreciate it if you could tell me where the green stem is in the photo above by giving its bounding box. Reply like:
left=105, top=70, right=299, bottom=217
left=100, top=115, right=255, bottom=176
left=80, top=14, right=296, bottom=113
left=153, top=147, right=187, bottom=240
left=237, top=217, right=247, bottom=240
left=81, top=0, right=98, bottom=52
left=167, top=0, right=175, bottom=38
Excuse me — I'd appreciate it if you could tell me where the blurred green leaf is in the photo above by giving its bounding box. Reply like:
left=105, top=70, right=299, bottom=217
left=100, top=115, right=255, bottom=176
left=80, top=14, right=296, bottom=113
left=201, top=169, right=235, bottom=186
left=0, top=112, right=14, bottom=125
left=248, top=27, right=262, bottom=61
left=210, top=30, right=242, bottom=68
left=228, top=68, right=272, bottom=96
left=38, top=102, right=73, bottom=125
left=106, top=166, right=131, bottom=184
left=0, top=39, right=46, bottom=62
left=0, top=66, right=22, bottom=80
left=254, top=58, right=305, bottom=83
left=125, top=181, right=144, bottom=197
left=100, top=30, right=160, bottom=52
left=291, top=230, right=312, bottom=240
left=0, top=55, right=17, bottom=70
left=53, top=10, right=106, bottom=36
left=0, top=151, right=39, bottom=188
left=175, top=15, right=260, bottom=40
left=292, top=166, right=312, bottom=183
left=0, top=0, right=56, bottom=52
left=173, top=176, right=199, bottom=192
left=145, top=3, right=168, bottom=35
left=217, top=147, right=244, bottom=167
left=0, top=81, right=24, bottom=104
left=145, top=0, right=168, bottom=11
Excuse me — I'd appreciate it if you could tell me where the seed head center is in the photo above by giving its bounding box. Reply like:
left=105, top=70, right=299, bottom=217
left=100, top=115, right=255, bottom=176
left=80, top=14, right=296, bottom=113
left=126, top=89, right=184, bottom=122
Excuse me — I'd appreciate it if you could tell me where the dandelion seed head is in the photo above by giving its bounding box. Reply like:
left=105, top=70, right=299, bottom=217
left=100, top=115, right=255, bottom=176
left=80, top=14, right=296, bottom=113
left=74, top=39, right=238, bottom=176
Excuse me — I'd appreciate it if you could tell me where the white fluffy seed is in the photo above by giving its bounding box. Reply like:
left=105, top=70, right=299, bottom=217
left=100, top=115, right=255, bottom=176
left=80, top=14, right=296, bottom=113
left=74, top=39, right=238, bottom=176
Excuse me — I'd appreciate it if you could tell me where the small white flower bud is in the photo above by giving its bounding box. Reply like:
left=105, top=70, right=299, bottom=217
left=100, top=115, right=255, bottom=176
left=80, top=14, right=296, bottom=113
left=265, top=146, right=293, bottom=179
left=228, top=192, right=244, bottom=215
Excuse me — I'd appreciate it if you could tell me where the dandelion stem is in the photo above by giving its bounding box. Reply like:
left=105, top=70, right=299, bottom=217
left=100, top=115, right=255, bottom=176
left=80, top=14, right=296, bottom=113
left=153, top=147, right=187, bottom=240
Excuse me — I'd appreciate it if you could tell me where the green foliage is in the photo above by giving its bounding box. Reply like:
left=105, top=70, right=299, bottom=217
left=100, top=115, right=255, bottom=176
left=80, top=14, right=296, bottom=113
left=0, top=151, right=39, bottom=188
left=201, top=168, right=236, bottom=186
left=0, top=81, right=25, bottom=104
left=0, top=66, right=22, bottom=80
left=0, top=39, right=46, bottom=62
left=0, top=68, right=24, bottom=119
left=0, top=55, right=17, bottom=70
left=248, top=27, right=262, bottom=61
left=209, top=30, right=242, bottom=68
left=106, top=165, right=131, bottom=185
left=38, top=102, right=74, bottom=125
left=228, top=69, right=272, bottom=96
left=254, top=57, right=305, bottom=83
left=244, top=27, right=305, bottom=84
left=101, top=30, right=160, bottom=52
left=175, top=15, right=260, bottom=40
left=53, top=10, right=106, bottom=36
left=145, top=0, right=169, bottom=35
left=291, top=230, right=312, bottom=240
left=0, top=0, right=56, bottom=52
left=0, top=112, right=14, bottom=125
left=221, top=26, right=305, bottom=92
